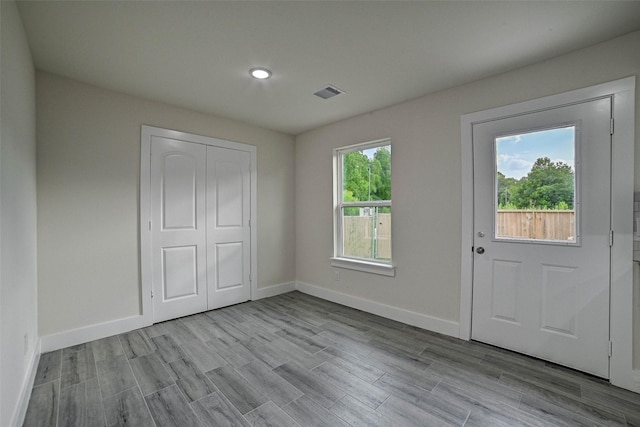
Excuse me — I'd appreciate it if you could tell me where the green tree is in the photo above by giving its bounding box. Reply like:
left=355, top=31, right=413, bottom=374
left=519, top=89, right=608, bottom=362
left=371, top=147, right=391, bottom=201
left=343, top=146, right=391, bottom=203
left=497, top=172, right=519, bottom=209
left=343, top=151, right=370, bottom=201
left=511, top=157, right=574, bottom=209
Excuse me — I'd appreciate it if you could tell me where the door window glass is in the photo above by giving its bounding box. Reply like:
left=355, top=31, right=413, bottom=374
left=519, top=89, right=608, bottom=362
left=495, top=126, right=577, bottom=243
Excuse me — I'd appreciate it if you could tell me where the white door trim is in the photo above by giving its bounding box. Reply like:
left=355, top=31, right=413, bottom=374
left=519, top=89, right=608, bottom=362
left=460, top=77, right=636, bottom=391
left=140, top=125, right=258, bottom=325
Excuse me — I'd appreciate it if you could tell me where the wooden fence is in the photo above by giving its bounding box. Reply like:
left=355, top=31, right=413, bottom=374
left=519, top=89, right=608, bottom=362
left=343, top=214, right=391, bottom=259
left=343, top=210, right=573, bottom=260
left=497, top=210, right=575, bottom=241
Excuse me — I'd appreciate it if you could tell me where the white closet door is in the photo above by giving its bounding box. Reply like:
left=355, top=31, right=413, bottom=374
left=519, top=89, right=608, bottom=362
left=206, top=146, right=251, bottom=309
left=150, top=137, right=208, bottom=322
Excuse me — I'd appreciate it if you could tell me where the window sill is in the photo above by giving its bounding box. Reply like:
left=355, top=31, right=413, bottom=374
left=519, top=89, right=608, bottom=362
left=330, top=257, right=396, bottom=277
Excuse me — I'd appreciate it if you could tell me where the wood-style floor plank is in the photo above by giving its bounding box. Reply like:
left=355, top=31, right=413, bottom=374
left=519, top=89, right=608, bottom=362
left=129, top=353, right=174, bottom=396
left=180, top=339, right=227, bottom=373
left=236, top=359, right=304, bottom=407
left=432, top=382, right=545, bottom=427
left=92, top=336, right=124, bottom=363
left=376, top=394, right=454, bottom=427
left=60, top=345, right=97, bottom=389
left=205, top=365, right=268, bottom=414
left=118, top=330, right=155, bottom=360
left=273, top=361, right=346, bottom=409
left=275, top=328, right=328, bottom=354
left=318, top=346, right=385, bottom=384
left=373, top=373, right=438, bottom=407
left=175, top=370, right=217, bottom=403
left=191, top=392, right=250, bottom=427
left=282, top=395, right=350, bottom=427
left=518, top=394, right=615, bottom=427
left=429, top=361, right=522, bottom=405
left=208, top=337, right=256, bottom=368
left=164, top=357, right=202, bottom=381
left=161, top=319, right=200, bottom=345
left=311, top=361, right=389, bottom=409
left=23, top=379, right=60, bottom=427
left=328, top=395, right=393, bottom=427
left=375, top=372, right=473, bottom=425
left=268, top=337, right=330, bottom=370
left=145, top=385, right=202, bottom=427
left=58, top=379, right=105, bottom=427
left=239, top=337, right=289, bottom=368
left=33, top=350, right=62, bottom=387
left=102, top=387, right=155, bottom=427
left=96, top=355, right=137, bottom=398
left=150, top=334, right=185, bottom=364
left=244, top=401, right=300, bottom=427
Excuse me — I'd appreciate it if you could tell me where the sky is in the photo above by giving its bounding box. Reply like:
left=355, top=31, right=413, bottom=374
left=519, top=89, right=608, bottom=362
left=496, top=126, right=575, bottom=179
left=362, top=145, right=391, bottom=159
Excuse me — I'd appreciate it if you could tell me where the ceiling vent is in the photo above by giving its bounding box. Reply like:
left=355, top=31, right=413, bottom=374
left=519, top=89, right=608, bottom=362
left=313, top=85, right=345, bottom=100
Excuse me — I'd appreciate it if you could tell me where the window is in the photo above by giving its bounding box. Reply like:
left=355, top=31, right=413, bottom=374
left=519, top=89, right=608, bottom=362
left=495, top=125, right=577, bottom=244
left=332, top=139, right=394, bottom=276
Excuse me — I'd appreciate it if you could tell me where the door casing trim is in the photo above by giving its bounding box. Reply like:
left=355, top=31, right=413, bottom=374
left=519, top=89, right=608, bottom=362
left=140, top=125, right=258, bottom=325
left=460, top=77, right=636, bottom=391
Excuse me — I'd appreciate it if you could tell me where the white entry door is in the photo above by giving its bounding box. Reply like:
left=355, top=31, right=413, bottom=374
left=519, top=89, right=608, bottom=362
left=206, top=146, right=251, bottom=310
left=472, top=97, right=612, bottom=378
left=151, top=137, right=208, bottom=322
left=149, top=133, right=253, bottom=322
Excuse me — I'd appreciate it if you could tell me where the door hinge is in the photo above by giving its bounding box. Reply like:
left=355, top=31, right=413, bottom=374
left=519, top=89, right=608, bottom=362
left=610, top=118, right=615, bottom=135
left=151, top=290, right=154, bottom=299
left=609, top=230, right=614, bottom=247
left=609, top=341, right=613, bottom=357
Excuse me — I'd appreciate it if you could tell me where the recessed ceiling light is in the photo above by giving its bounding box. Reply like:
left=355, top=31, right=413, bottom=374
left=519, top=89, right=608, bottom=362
left=250, top=68, right=272, bottom=80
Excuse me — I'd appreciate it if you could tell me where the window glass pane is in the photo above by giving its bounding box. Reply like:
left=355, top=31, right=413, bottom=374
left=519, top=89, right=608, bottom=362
left=495, top=126, right=576, bottom=242
left=342, top=145, right=391, bottom=202
left=342, top=206, right=391, bottom=261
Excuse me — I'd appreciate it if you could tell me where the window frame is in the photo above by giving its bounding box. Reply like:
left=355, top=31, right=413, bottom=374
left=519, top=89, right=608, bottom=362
left=492, top=123, right=581, bottom=246
left=332, top=138, right=395, bottom=276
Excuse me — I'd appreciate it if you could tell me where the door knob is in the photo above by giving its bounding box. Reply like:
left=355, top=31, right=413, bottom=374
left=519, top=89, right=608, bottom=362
left=476, top=247, right=485, bottom=254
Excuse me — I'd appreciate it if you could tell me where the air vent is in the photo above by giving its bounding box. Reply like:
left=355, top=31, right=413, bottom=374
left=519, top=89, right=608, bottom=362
left=313, top=85, right=345, bottom=100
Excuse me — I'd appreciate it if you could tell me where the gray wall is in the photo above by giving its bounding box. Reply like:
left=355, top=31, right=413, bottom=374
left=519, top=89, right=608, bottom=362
left=36, top=72, right=296, bottom=336
left=295, top=30, right=640, bottom=365
left=0, top=1, right=38, bottom=425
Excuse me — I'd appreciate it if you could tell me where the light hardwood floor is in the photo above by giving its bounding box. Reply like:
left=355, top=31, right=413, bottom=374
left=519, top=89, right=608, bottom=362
left=23, top=291, right=640, bottom=426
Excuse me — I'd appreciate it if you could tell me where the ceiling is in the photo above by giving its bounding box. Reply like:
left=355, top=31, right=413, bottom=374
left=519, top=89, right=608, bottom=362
left=16, top=1, right=640, bottom=135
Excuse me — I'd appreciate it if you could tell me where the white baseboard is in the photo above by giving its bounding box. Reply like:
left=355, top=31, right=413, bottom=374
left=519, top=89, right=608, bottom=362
left=41, top=315, right=148, bottom=353
left=11, top=339, right=41, bottom=427
left=295, top=281, right=460, bottom=338
left=39, top=281, right=296, bottom=352
left=633, top=370, right=640, bottom=393
left=39, top=279, right=458, bottom=352
left=253, top=281, right=296, bottom=300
